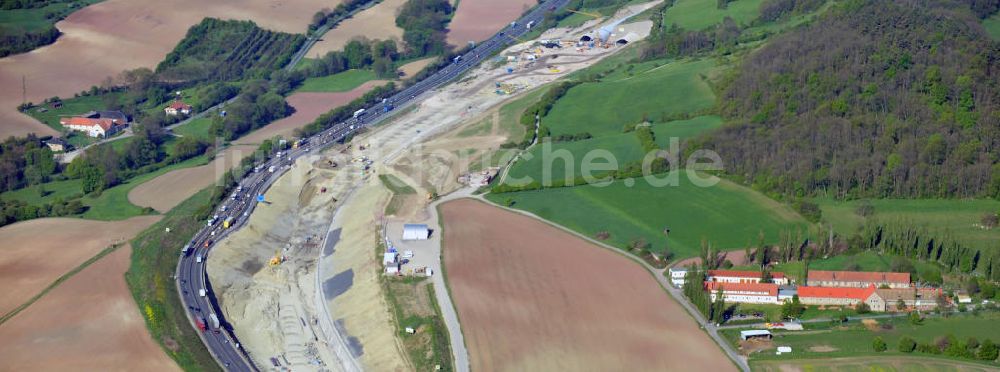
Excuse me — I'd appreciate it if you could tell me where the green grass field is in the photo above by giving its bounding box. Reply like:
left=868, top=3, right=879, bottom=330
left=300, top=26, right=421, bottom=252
left=753, top=356, right=1000, bottom=372
left=734, top=302, right=857, bottom=323
left=984, top=13, right=1000, bottom=41
left=663, top=0, right=764, bottom=30
left=505, top=132, right=644, bottom=182
left=813, top=198, right=1000, bottom=251
left=78, top=155, right=209, bottom=220
left=487, top=174, right=808, bottom=258
left=498, top=87, right=547, bottom=138
left=295, top=69, right=376, bottom=92
left=652, top=115, right=724, bottom=145
left=724, top=312, right=1000, bottom=367
left=172, top=117, right=216, bottom=141
left=544, top=58, right=718, bottom=137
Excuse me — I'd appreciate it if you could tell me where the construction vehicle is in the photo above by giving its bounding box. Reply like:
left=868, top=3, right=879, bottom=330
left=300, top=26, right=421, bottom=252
left=268, top=249, right=285, bottom=267
left=223, top=217, right=234, bottom=229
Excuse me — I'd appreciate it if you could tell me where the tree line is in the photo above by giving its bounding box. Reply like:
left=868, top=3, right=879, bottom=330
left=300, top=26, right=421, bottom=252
left=691, top=0, right=1000, bottom=200
left=396, top=0, right=453, bottom=57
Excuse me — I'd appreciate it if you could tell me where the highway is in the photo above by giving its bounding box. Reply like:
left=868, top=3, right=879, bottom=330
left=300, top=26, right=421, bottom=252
left=175, top=0, right=571, bottom=370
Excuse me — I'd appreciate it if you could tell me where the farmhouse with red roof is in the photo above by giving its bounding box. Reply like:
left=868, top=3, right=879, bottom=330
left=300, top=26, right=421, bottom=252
left=59, top=111, right=127, bottom=138
left=704, top=281, right=780, bottom=304
left=707, top=269, right=790, bottom=285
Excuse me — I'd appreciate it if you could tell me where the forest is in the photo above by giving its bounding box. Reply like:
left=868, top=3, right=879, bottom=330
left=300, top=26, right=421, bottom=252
left=395, top=0, right=453, bottom=57
left=693, top=0, right=1000, bottom=199
left=156, top=18, right=304, bottom=82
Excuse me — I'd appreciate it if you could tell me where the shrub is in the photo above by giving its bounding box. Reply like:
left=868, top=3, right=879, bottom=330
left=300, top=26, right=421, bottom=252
left=873, top=337, right=887, bottom=352
left=898, top=337, right=917, bottom=353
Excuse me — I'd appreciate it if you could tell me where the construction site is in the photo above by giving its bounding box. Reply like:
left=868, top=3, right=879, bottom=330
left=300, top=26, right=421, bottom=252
left=202, top=2, right=659, bottom=370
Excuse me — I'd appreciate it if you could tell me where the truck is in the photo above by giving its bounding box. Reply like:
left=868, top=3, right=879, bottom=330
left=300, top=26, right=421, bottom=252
left=196, top=255, right=202, bottom=263
left=453, top=55, right=462, bottom=64
left=526, top=21, right=535, bottom=30
left=199, top=289, right=206, bottom=297
left=181, top=244, right=191, bottom=256
left=223, top=216, right=235, bottom=229
left=208, top=313, right=221, bottom=331
left=383, top=104, right=394, bottom=113
left=196, top=317, right=207, bottom=331
left=353, top=108, right=366, bottom=118
left=207, top=217, right=216, bottom=227
left=268, top=165, right=276, bottom=173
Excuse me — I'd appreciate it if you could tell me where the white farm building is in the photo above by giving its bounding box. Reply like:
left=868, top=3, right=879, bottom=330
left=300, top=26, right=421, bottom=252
left=402, top=224, right=430, bottom=240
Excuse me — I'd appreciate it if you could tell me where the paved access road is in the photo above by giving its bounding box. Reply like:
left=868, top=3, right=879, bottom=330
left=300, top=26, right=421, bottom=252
left=175, top=1, right=571, bottom=370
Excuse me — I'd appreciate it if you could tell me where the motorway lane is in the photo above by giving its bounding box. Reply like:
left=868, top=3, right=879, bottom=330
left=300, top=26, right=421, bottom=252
left=175, top=0, right=571, bottom=370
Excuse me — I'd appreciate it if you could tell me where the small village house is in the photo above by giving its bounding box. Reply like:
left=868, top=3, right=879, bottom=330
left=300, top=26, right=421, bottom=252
left=165, top=101, right=193, bottom=116
left=44, top=138, right=68, bottom=152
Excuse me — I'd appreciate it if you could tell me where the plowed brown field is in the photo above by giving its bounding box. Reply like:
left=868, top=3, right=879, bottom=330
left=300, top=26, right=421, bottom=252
left=0, top=245, right=179, bottom=371
left=440, top=199, right=735, bottom=372
left=0, top=215, right=161, bottom=315
left=446, top=0, right=535, bottom=46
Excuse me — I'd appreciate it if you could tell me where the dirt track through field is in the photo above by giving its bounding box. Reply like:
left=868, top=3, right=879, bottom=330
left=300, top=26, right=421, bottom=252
left=0, top=216, right=161, bottom=315
left=308, top=0, right=406, bottom=56
left=446, top=0, right=536, bottom=46
left=0, top=0, right=341, bottom=138
left=441, top=198, right=735, bottom=371
left=0, top=245, right=179, bottom=371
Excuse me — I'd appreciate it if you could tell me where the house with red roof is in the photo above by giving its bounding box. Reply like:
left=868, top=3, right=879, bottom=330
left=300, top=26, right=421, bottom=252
left=165, top=101, right=192, bottom=116
left=704, top=281, right=780, bottom=304
left=707, top=269, right=790, bottom=285
left=807, top=270, right=910, bottom=289
left=797, top=285, right=877, bottom=307
left=59, top=113, right=125, bottom=138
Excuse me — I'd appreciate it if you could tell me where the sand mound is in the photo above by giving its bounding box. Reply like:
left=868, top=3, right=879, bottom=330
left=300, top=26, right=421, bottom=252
left=0, top=215, right=161, bottom=315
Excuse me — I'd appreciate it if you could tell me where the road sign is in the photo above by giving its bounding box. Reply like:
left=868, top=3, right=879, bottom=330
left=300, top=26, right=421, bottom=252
left=257, top=195, right=265, bottom=202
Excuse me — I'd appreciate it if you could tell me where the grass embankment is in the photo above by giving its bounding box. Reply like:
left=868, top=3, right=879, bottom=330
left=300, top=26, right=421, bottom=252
left=722, top=312, right=1000, bottom=367
left=382, top=275, right=453, bottom=371
left=125, top=187, right=221, bottom=371
left=379, top=174, right=417, bottom=215
left=487, top=174, right=808, bottom=258
left=173, top=117, right=216, bottom=141
left=813, top=198, right=1000, bottom=252
left=663, top=0, right=764, bottom=31
left=295, top=69, right=377, bottom=93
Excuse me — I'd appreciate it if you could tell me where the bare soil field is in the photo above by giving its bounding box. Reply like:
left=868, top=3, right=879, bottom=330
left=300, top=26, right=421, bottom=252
left=308, top=0, right=406, bottom=56
left=446, top=0, right=535, bottom=46
left=127, top=144, right=255, bottom=213
left=0, top=215, right=161, bottom=315
left=0, top=245, right=178, bottom=371
left=440, top=198, right=735, bottom=371
left=0, top=0, right=339, bottom=138
left=235, top=83, right=386, bottom=145
left=397, top=57, right=435, bottom=79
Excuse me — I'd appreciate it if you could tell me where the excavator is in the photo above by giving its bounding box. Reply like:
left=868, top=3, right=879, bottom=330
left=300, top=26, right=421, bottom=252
left=269, top=249, right=285, bottom=267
